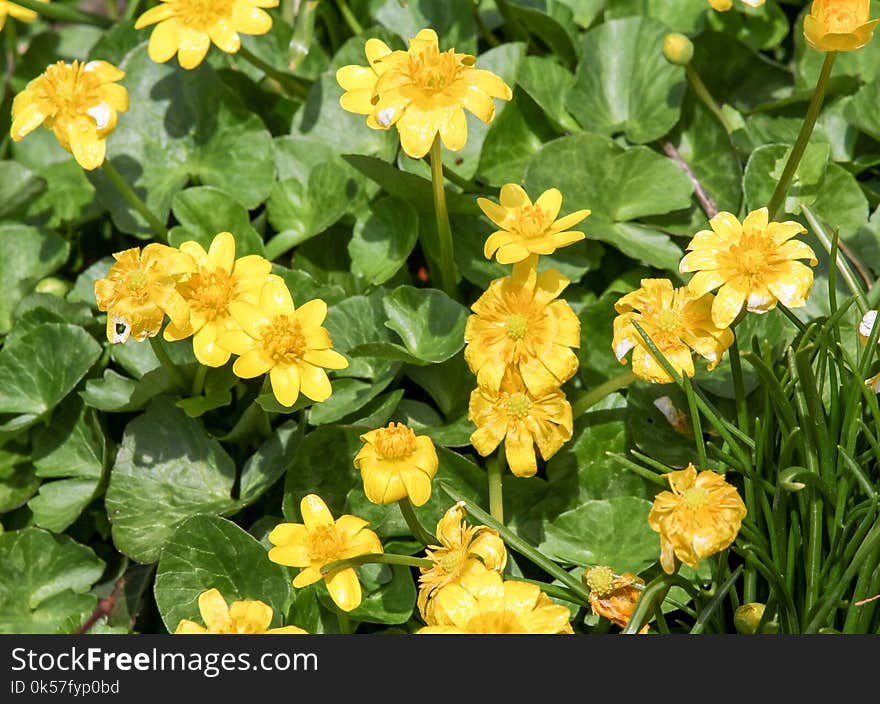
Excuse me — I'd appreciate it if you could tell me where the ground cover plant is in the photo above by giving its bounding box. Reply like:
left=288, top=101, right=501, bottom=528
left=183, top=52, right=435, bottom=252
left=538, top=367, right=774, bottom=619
left=2, top=0, right=880, bottom=635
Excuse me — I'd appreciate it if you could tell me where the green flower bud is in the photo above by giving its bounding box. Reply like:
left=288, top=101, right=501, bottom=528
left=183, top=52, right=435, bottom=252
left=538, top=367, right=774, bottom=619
left=35, top=276, right=71, bottom=297
left=734, top=602, right=778, bottom=634
left=662, top=33, right=694, bottom=66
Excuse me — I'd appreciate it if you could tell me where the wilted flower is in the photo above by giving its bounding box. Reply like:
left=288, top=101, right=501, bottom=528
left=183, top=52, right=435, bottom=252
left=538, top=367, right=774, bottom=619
left=175, top=588, right=306, bottom=634
left=0, top=0, right=48, bottom=30
left=268, top=494, right=383, bottom=613
left=94, top=244, right=193, bottom=344
left=360, top=28, right=512, bottom=158
left=648, top=464, right=747, bottom=574
left=866, top=372, right=880, bottom=393
left=10, top=60, right=129, bottom=170
left=679, top=208, right=818, bottom=329
left=469, top=371, right=573, bottom=478
left=418, top=502, right=507, bottom=617
left=464, top=265, right=580, bottom=396
left=353, top=422, right=438, bottom=506
left=477, top=184, right=590, bottom=265
left=859, top=310, right=877, bottom=344
left=135, top=0, right=279, bottom=69
left=219, top=276, right=348, bottom=407
left=583, top=566, right=648, bottom=634
left=804, top=0, right=878, bottom=52
left=612, top=278, right=734, bottom=384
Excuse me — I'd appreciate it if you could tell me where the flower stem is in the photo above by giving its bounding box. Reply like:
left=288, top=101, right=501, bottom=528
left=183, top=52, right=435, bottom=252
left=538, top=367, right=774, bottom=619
left=100, top=160, right=168, bottom=242
left=236, top=45, right=311, bottom=101
left=685, top=63, right=735, bottom=135
left=334, top=0, right=363, bottom=35
left=429, top=136, right=458, bottom=298
left=767, top=52, right=836, bottom=220
left=190, top=365, right=207, bottom=398
left=123, top=0, right=143, bottom=22
left=398, top=497, right=436, bottom=546
left=320, top=552, right=433, bottom=575
left=571, top=370, right=638, bottom=417
left=487, top=452, right=505, bottom=524
left=149, top=336, right=187, bottom=391
left=9, top=0, right=112, bottom=27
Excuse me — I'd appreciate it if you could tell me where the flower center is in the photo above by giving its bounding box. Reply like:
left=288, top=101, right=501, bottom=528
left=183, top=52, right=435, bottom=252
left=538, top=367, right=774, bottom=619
left=683, top=487, right=708, bottom=508
left=439, top=550, right=462, bottom=574
left=822, top=6, right=859, bottom=32
left=373, top=423, right=417, bottom=459
left=505, top=393, right=531, bottom=419
left=505, top=313, right=528, bottom=340
left=407, top=46, right=467, bottom=93
left=41, top=61, right=102, bottom=118
left=259, top=315, right=306, bottom=364
left=173, top=0, right=235, bottom=28
left=515, top=205, right=552, bottom=237
left=306, top=525, right=342, bottom=564
left=185, top=268, right=235, bottom=321
left=655, top=309, right=681, bottom=333
left=125, top=269, right=148, bottom=292
left=585, top=566, right=615, bottom=597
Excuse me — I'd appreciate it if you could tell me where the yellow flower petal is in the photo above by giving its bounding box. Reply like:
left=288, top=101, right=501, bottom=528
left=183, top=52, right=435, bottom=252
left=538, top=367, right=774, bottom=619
left=230, top=4, right=273, bottom=34
left=229, top=600, right=273, bottom=633
left=198, top=589, right=231, bottom=631
left=175, top=619, right=208, bottom=634
left=300, top=494, right=334, bottom=530
left=270, top=364, right=301, bottom=407
left=298, top=363, right=332, bottom=402
left=193, top=325, right=231, bottom=367
left=149, top=20, right=183, bottom=64
left=325, top=567, right=362, bottom=612
left=177, top=28, right=212, bottom=69
left=233, top=348, right=273, bottom=378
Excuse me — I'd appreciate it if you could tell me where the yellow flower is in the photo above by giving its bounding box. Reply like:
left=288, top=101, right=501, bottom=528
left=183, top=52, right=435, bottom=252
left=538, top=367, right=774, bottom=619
left=163, top=232, right=272, bottom=367
left=268, top=494, right=383, bottom=612
left=648, top=464, right=747, bottom=574
left=353, top=422, right=438, bottom=506
left=612, top=278, right=734, bottom=384
left=135, top=0, right=279, bottom=70
left=335, top=38, right=393, bottom=119
left=583, top=566, right=648, bottom=634
left=419, top=563, right=573, bottom=634
left=0, top=0, right=48, bottom=29
left=175, top=588, right=306, bottom=634
left=363, top=28, right=512, bottom=158
left=218, top=276, right=348, bottom=407
left=804, top=0, right=878, bottom=52
left=417, top=502, right=507, bottom=617
left=679, top=208, right=818, bottom=329
left=94, top=244, right=193, bottom=344
left=477, top=184, right=590, bottom=265
left=469, top=371, right=573, bottom=478
left=10, top=60, right=129, bottom=171
left=465, top=264, right=580, bottom=396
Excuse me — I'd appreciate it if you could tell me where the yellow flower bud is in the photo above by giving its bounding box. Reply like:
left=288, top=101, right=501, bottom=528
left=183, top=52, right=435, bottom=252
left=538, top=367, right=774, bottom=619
left=662, top=33, right=694, bottom=65
left=35, top=277, right=71, bottom=297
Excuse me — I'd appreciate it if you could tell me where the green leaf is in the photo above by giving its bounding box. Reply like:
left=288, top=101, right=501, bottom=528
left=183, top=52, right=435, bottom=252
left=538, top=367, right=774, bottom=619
left=516, top=56, right=578, bottom=130
left=80, top=368, right=176, bottom=414
left=0, top=224, right=69, bottom=333
left=309, top=372, right=397, bottom=426
left=0, top=452, right=39, bottom=513
left=323, top=292, right=395, bottom=380
left=28, top=399, right=106, bottom=532
left=348, top=197, right=419, bottom=285
left=567, top=17, right=686, bottom=144
left=154, top=515, right=292, bottom=633
left=0, top=528, right=105, bottom=634
left=0, top=160, right=45, bottom=220
left=239, top=420, right=302, bottom=502
left=323, top=562, right=416, bottom=625
left=89, top=44, right=275, bottom=236
left=168, top=186, right=265, bottom=257
left=105, top=400, right=241, bottom=563
left=0, top=324, right=101, bottom=416
left=371, top=0, right=478, bottom=53
left=524, top=133, right=691, bottom=270
left=538, top=496, right=659, bottom=573
left=605, top=0, right=708, bottom=33
left=265, top=162, right=355, bottom=260
left=382, top=286, right=468, bottom=365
